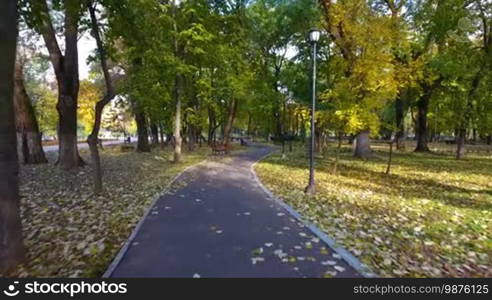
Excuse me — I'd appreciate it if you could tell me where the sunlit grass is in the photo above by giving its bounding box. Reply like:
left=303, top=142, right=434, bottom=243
left=255, top=141, right=492, bottom=277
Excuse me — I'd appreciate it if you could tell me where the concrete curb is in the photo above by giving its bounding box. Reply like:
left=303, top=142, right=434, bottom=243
left=250, top=150, right=377, bottom=278
left=102, top=159, right=208, bottom=278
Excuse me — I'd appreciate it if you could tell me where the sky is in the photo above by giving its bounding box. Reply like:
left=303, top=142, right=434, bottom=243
left=78, top=33, right=96, bottom=80
left=31, top=31, right=95, bottom=81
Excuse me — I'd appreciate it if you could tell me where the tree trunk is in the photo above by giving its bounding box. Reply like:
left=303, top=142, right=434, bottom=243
left=415, top=86, right=432, bottom=152
left=272, top=91, right=281, bottom=140
left=207, top=106, right=216, bottom=145
left=58, top=59, right=83, bottom=167
left=223, top=98, right=238, bottom=148
left=150, top=123, right=159, bottom=145
left=134, top=105, right=150, bottom=152
left=87, top=134, right=102, bottom=193
left=57, top=98, right=83, bottom=169
left=333, top=132, right=342, bottom=174
left=13, top=59, right=47, bottom=164
left=281, top=96, right=287, bottom=155
left=0, top=0, right=25, bottom=272
left=173, top=75, right=182, bottom=162
left=294, top=113, right=299, bottom=137
left=315, top=128, right=321, bottom=153
left=32, top=0, right=83, bottom=169
left=171, top=0, right=183, bottom=162
left=247, top=112, right=252, bottom=136
left=187, top=124, right=196, bottom=151
left=386, top=139, right=394, bottom=174
left=395, top=95, right=405, bottom=150
left=457, top=66, right=483, bottom=158
left=348, top=134, right=355, bottom=145
left=166, top=132, right=173, bottom=146
left=300, top=114, right=306, bottom=141
left=275, top=110, right=282, bottom=140
left=173, top=102, right=182, bottom=162
left=159, top=123, right=165, bottom=145
left=487, top=135, right=491, bottom=145
left=198, top=131, right=203, bottom=147
left=353, top=130, right=372, bottom=158
left=456, top=129, right=466, bottom=160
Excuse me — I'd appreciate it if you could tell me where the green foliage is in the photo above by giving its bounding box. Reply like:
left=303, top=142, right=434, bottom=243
left=98, top=95, right=136, bottom=136
left=31, top=86, right=58, bottom=136
left=427, top=0, right=492, bottom=136
left=319, top=0, right=400, bottom=136
left=104, top=0, right=259, bottom=136
left=77, top=80, right=102, bottom=136
left=13, top=0, right=492, bottom=278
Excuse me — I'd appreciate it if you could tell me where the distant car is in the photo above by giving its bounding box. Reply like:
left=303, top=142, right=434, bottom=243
left=41, top=136, right=56, bottom=142
left=441, top=136, right=456, bottom=144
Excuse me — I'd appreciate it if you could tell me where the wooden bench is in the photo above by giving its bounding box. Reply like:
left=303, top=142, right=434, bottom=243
left=211, top=143, right=228, bottom=155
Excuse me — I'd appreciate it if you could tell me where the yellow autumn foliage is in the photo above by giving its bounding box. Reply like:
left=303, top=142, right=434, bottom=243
left=77, top=80, right=101, bottom=136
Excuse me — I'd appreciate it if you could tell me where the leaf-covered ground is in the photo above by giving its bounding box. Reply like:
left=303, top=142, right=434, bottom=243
left=255, top=142, right=492, bottom=277
left=9, top=145, right=209, bottom=277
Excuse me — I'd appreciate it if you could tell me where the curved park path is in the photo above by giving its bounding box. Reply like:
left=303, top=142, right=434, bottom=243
left=106, top=144, right=361, bottom=278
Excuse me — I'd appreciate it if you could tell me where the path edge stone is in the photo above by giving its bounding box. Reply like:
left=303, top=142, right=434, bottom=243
left=250, top=149, right=377, bottom=278
left=102, top=159, right=208, bottom=278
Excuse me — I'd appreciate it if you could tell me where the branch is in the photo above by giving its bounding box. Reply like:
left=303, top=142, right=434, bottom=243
left=63, top=0, right=81, bottom=92
left=475, top=0, right=491, bottom=52
left=30, top=0, right=63, bottom=81
left=384, top=0, right=396, bottom=14
left=318, top=0, right=352, bottom=62
left=87, top=0, right=115, bottom=141
left=88, top=1, right=114, bottom=97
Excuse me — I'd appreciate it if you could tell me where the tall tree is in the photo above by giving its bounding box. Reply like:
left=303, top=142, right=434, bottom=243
left=103, top=0, right=169, bottom=153
left=134, top=103, right=151, bottom=152
left=409, top=0, right=457, bottom=152
left=249, top=0, right=318, bottom=145
left=86, top=0, right=116, bottom=194
left=455, top=0, right=491, bottom=158
left=383, top=0, right=409, bottom=150
left=27, top=0, right=84, bottom=169
left=319, top=0, right=399, bottom=158
left=414, top=80, right=438, bottom=152
left=172, top=0, right=183, bottom=162
left=427, top=0, right=492, bottom=158
left=0, top=0, right=26, bottom=272
left=14, top=55, right=48, bottom=164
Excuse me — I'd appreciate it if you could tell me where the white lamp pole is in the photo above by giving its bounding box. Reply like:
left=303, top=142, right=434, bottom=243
left=305, top=28, right=321, bottom=195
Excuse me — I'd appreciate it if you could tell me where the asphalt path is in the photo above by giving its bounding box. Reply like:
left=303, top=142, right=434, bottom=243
left=109, top=144, right=361, bottom=278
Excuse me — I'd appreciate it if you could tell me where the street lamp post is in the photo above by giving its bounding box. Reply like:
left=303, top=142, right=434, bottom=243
left=286, top=94, right=295, bottom=152
left=304, top=28, right=320, bottom=195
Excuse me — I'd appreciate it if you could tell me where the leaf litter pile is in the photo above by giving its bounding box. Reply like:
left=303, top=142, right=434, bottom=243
left=255, top=143, right=492, bottom=277
left=9, top=145, right=208, bottom=277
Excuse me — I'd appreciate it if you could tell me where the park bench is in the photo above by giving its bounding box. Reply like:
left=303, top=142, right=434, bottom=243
left=211, top=142, right=228, bottom=155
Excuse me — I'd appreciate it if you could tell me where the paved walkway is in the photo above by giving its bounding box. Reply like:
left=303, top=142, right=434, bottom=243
left=108, top=144, right=360, bottom=278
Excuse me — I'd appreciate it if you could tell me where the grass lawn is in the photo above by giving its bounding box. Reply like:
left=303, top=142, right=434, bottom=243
left=255, top=141, right=492, bottom=277
left=9, top=144, right=210, bottom=277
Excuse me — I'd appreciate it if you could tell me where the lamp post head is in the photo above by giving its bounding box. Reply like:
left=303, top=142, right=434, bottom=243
left=308, top=28, right=321, bottom=43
